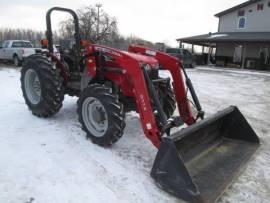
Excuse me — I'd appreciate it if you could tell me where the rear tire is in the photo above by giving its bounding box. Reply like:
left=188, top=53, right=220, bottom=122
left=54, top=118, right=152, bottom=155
left=78, top=84, right=126, bottom=146
left=21, top=54, right=65, bottom=117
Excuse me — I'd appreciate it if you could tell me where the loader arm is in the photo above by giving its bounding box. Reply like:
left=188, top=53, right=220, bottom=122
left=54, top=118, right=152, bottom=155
left=128, top=45, right=198, bottom=125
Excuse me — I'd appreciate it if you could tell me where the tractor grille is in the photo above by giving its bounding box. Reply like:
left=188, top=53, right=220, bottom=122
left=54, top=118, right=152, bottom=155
left=148, top=67, right=159, bottom=80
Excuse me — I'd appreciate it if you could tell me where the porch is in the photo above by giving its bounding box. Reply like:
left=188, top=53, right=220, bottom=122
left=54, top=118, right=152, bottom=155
left=177, top=32, right=270, bottom=71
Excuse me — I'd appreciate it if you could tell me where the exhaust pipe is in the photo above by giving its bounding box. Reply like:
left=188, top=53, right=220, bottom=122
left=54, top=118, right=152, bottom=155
left=151, top=106, right=259, bottom=203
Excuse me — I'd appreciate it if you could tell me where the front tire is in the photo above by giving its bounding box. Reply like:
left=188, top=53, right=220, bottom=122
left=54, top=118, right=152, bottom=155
left=158, top=82, right=176, bottom=118
left=78, top=84, right=126, bottom=146
left=21, top=54, right=65, bottom=117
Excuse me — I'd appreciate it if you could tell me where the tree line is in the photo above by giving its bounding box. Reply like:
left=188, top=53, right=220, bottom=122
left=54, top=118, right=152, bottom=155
left=0, top=5, right=157, bottom=50
left=0, top=28, right=45, bottom=47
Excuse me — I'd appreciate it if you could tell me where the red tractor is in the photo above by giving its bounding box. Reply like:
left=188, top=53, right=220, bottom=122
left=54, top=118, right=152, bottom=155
left=21, top=7, right=260, bottom=203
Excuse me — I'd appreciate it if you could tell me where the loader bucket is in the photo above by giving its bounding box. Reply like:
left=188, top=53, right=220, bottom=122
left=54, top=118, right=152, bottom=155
left=151, top=106, right=259, bottom=203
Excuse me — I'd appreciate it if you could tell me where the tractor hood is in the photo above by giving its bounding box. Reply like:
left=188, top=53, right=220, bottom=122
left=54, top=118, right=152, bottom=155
left=92, top=44, right=159, bottom=68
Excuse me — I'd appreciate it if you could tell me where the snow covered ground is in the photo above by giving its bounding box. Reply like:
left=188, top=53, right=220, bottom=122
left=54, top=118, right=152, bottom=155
left=0, top=65, right=269, bottom=203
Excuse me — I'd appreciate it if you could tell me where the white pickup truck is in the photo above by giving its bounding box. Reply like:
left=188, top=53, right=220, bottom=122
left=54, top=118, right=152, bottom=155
left=0, top=40, right=37, bottom=66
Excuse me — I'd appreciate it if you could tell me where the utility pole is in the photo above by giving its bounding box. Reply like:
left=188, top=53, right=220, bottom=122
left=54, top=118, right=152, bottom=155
left=96, top=3, right=102, bottom=41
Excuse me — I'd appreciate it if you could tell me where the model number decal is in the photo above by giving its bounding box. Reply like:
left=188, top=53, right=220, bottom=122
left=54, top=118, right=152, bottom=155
left=139, top=94, right=147, bottom=111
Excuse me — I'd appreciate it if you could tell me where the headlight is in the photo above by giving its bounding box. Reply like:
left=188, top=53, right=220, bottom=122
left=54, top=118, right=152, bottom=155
left=145, top=64, right=151, bottom=71
left=140, top=63, right=159, bottom=70
left=141, top=64, right=159, bottom=79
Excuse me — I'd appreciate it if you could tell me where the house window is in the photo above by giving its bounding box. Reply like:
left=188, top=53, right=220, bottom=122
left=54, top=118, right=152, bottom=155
left=238, top=10, right=245, bottom=16
left=257, top=3, right=264, bottom=10
left=238, top=17, right=246, bottom=29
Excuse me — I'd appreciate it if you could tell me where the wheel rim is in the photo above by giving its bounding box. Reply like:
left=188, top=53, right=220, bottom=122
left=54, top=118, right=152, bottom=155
left=24, top=69, right=41, bottom=105
left=82, top=97, right=108, bottom=137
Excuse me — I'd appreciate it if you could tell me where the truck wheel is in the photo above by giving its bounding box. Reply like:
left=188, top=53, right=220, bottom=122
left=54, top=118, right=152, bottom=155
left=78, top=84, right=126, bottom=146
left=13, top=55, right=22, bottom=67
left=21, top=54, right=65, bottom=117
left=159, top=82, right=176, bottom=118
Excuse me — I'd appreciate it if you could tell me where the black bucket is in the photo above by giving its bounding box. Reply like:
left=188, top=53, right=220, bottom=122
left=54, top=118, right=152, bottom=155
left=151, top=106, right=260, bottom=203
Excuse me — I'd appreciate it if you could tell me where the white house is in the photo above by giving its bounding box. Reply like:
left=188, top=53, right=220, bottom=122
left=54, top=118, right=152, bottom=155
left=177, top=0, right=270, bottom=70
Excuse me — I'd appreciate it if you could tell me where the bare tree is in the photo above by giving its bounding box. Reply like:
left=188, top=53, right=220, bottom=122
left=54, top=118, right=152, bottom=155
left=59, top=5, right=118, bottom=43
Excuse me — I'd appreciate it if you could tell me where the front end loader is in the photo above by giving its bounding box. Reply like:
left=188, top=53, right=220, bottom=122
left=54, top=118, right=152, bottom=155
left=128, top=45, right=259, bottom=202
left=20, top=7, right=260, bottom=203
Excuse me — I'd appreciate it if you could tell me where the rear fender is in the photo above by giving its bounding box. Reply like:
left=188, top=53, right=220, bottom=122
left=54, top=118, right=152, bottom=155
left=47, top=52, right=69, bottom=83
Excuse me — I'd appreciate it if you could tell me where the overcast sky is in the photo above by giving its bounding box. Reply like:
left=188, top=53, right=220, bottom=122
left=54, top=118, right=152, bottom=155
left=0, top=0, right=245, bottom=46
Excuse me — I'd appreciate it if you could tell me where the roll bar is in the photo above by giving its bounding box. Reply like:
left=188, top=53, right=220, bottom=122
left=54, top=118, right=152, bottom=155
left=46, top=7, right=81, bottom=57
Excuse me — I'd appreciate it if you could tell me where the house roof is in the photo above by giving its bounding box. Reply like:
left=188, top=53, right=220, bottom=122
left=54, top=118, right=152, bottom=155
left=177, top=32, right=270, bottom=46
left=215, top=0, right=262, bottom=17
